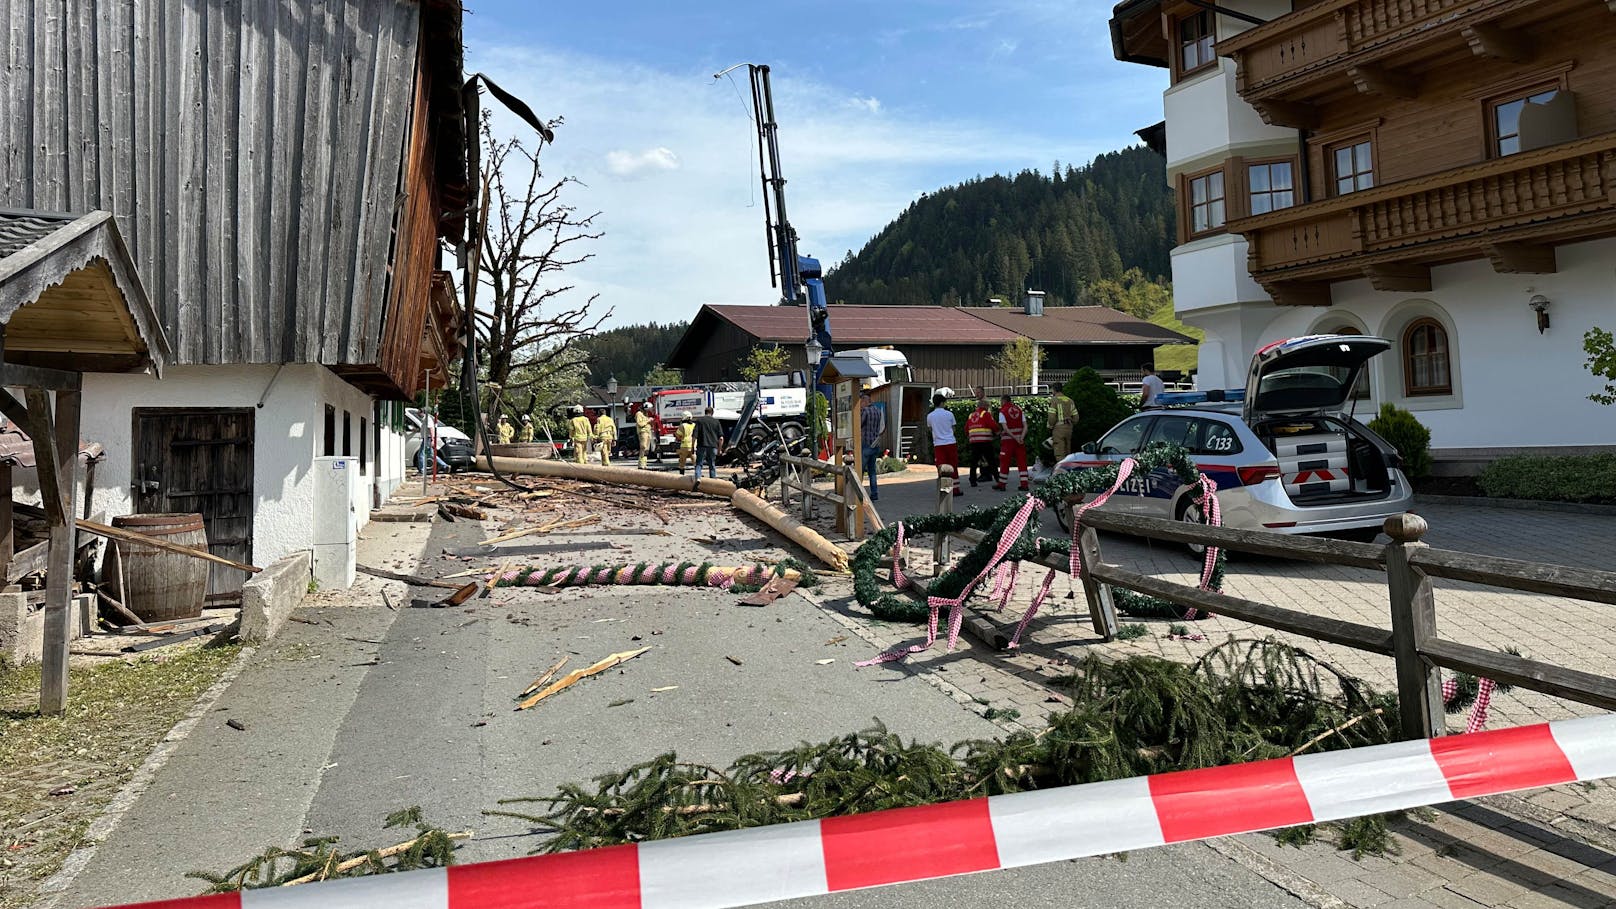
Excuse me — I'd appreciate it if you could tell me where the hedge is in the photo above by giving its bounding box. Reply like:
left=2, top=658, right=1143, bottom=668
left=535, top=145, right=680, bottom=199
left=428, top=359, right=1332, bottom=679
left=1477, top=453, right=1616, bottom=504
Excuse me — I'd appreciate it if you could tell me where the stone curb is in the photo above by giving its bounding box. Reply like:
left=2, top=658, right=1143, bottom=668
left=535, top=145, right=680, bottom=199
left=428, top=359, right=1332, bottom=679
left=1413, top=494, right=1616, bottom=516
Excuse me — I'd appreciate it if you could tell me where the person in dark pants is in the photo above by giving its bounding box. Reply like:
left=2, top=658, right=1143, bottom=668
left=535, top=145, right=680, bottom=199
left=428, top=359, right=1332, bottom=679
left=693, top=407, right=724, bottom=479
left=858, top=389, right=885, bottom=501
left=965, top=399, right=999, bottom=487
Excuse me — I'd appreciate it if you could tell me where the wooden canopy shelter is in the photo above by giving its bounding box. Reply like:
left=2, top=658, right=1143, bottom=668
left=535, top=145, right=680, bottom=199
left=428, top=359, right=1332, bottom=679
left=0, top=209, right=170, bottom=713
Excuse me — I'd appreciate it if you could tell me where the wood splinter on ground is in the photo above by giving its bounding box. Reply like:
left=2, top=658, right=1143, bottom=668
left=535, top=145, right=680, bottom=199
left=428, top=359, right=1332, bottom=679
left=515, top=647, right=652, bottom=711
left=479, top=515, right=600, bottom=546
left=517, top=656, right=570, bottom=699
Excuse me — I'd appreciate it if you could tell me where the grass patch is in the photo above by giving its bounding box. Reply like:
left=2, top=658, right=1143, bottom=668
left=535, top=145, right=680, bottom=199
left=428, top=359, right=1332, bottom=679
left=0, top=645, right=241, bottom=907
left=1477, top=453, right=1616, bottom=504
left=1148, top=303, right=1203, bottom=376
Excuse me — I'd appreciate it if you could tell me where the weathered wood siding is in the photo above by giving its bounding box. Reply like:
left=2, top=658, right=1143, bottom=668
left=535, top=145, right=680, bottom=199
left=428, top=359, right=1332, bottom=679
left=0, top=0, right=422, bottom=369
left=375, top=44, right=440, bottom=395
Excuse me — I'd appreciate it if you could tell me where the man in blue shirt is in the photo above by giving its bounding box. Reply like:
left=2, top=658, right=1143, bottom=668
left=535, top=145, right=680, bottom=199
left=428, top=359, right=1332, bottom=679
left=859, top=389, right=886, bottom=501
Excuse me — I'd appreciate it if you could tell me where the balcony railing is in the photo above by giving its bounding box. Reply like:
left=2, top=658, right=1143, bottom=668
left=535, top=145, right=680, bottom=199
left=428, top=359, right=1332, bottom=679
left=1228, top=132, right=1616, bottom=282
left=1219, top=0, right=1549, bottom=102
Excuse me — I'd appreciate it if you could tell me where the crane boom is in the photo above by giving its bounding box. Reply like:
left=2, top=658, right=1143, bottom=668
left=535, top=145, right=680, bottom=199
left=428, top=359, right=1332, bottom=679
left=747, top=65, right=832, bottom=382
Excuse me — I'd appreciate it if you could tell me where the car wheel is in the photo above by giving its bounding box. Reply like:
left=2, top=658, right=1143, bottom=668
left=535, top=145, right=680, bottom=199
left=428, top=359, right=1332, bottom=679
left=1333, top=527, right=1382, bottom=544
left=1053, top=497, right=1072, bottom=533
left=1175, top=497, right=1210, bottom=560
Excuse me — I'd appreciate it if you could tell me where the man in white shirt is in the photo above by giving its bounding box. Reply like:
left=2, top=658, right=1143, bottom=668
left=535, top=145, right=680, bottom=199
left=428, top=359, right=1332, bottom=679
left=1140, top=363, right=1166, bottom=409
left=926, top=394, right=963, bottom=497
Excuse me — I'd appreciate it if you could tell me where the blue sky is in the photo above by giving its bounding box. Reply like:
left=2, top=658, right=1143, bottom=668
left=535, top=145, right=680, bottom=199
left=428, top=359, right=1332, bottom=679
left=464, top=1, right=1167, bottom=330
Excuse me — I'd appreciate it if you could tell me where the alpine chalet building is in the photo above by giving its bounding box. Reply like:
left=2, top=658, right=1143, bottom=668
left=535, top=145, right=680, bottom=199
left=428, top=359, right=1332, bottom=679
left=1109, top=0, right=1616, bottom=471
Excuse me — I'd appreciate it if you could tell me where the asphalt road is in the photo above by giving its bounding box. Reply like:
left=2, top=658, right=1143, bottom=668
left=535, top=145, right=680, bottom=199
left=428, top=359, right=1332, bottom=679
left=51, top=512, right=1303, bottom=909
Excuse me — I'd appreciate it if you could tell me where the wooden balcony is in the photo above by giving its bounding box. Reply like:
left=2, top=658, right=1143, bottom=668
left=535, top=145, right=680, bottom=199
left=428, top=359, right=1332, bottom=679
left=1227, top=132, right=1616, bottom=304
left=1218, top=0, right=1589, bottom=127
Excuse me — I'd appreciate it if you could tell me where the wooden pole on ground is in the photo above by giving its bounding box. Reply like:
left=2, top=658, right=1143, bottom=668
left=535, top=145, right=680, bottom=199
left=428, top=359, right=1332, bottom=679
left=481, top=455, right=737, bottom=498
left=730, top=489, right=849, bottom=572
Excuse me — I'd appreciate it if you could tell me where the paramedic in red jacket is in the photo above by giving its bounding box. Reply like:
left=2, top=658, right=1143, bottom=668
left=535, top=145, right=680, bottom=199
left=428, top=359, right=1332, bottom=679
left=996, top=394, right=1029, bottom=491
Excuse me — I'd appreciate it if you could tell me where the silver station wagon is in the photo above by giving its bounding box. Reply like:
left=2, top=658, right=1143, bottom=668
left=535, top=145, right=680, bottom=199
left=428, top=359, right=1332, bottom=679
left=1054, top=335, right=1414, bottom=547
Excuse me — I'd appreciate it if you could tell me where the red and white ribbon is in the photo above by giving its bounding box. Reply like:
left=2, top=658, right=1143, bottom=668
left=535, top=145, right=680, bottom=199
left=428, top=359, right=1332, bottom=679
left=98, top=715, right=1616, bottom=909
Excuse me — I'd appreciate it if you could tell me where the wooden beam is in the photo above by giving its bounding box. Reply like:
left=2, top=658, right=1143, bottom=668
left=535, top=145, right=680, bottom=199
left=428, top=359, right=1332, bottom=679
left=1487, top=241, right=1558, bottom=274
left=77, top=519, right=262, bottom=574
left=0, top=363, right=82, bottom=391
left=1364, top=264, right=1432, bottom=292
left=39, top=388, right=79, bottom=715
left=0, top=464, right=11, bottom=585
left=24, top=389, right=65, bottom=526
left=1461, top=23, right=1529, bottom=62
left=1348, top=64, right=1418, bottom=99
left=1266, top=281, right=1334, bottom=307
left=1422, top=638, right=1616, bottom=712
left=1254, top=99, right=1320, bottom=129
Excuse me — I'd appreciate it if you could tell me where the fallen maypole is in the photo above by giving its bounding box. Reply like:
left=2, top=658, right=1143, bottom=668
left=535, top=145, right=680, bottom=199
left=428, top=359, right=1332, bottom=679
left=493, top=562, right=802, bottom=590
left=481, top=455, right=850, bottom=572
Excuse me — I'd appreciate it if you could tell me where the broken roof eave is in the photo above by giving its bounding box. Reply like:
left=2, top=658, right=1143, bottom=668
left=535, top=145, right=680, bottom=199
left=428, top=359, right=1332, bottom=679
left=0, top=210, right=170, bottom=377
left=1110, top=0, right=1169, bottom=67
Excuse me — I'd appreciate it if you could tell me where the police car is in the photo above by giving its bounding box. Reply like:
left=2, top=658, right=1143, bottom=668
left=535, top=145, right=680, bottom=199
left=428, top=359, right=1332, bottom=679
left=1053, top=335, right=1413, bottom=549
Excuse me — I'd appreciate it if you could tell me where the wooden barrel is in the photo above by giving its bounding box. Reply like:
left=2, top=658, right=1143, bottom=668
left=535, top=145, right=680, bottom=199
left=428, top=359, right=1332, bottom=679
left=111, top=513, right=209, bottom=622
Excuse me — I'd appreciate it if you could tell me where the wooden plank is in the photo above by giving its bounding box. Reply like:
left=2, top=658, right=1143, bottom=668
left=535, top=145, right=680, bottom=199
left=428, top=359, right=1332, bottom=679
left=9, top=540, right=50, bottom=579
left=1076, top=509, right=1388, bottom=569
left=76, top=519, right=261, bottom=574
left=1410, top=547, right=1616, bottom=606
left=1077, top=525, right=1118, bottom=640
left=0, top=463, right=11, bottom=584
left=1088, top=562, right=1396, bottom=656
left=1421, top=638, right=1616, bottom=712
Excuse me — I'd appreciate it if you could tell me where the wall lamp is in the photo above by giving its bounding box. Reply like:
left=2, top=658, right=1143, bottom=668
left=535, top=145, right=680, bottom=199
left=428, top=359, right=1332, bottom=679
left=1528, top=294, right=1551, bottom=334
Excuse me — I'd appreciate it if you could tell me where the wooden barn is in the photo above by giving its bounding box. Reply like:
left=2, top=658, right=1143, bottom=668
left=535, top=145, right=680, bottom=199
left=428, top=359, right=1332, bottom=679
left=666, top=301, right=1194, bottom=391
left=1, top=0, right=472, bottom=596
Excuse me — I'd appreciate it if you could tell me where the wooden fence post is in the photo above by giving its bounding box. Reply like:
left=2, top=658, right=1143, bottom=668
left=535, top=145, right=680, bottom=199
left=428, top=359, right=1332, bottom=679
left=1384, top=513, right=1444, bottom=739
left=1077, top=524, right=1119, bottom=640
left=932, top=471, right=952, bottom=573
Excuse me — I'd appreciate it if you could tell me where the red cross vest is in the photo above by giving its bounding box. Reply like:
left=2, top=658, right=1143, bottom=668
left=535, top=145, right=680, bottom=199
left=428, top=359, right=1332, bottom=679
left=966, top=408, right=996, bottom=443
left=1000, top=401, right=1026, bottom=442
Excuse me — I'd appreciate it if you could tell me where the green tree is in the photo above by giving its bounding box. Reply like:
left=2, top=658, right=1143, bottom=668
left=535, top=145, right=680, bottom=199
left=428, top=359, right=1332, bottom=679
left=1062, top=368, right=1137, bottom=448
left=738, top=345, right=790, bottom=381
left=642, top=363, right=683, bottom=386
left=1584, top=327, right=1616, bottom=405
left=988, top=337, right=1047, bottom=386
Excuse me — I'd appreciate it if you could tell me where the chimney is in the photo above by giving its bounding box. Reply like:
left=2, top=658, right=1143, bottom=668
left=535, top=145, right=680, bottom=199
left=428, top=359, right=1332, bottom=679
left=1023, top=289, right=1046, bottom=317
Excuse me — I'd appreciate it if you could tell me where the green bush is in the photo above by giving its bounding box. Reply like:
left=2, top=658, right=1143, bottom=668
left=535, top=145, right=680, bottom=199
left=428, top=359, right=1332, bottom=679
left=1478, top=454, right=1616, bottom=504
left=1367, top=403, right=1432, bottom=479
left=1062, top=368, right=1137, bottom=451
left=878, top=456, right=908, bottom=474
left=941, top=396, right=1055, bottom=466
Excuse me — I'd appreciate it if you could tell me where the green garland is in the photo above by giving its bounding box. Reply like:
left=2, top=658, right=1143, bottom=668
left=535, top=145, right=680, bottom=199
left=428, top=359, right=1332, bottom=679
left=850, top=442, right=1226, bottom=625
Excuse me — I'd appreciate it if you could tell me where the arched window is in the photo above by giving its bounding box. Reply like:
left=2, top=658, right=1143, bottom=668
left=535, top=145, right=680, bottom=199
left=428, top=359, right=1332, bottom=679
left=1403, top=318, right=1451, bottom=396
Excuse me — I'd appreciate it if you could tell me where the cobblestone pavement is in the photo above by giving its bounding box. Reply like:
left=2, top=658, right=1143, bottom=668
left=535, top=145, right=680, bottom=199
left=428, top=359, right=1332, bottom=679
left=790, top=466, right=1616, bottom=909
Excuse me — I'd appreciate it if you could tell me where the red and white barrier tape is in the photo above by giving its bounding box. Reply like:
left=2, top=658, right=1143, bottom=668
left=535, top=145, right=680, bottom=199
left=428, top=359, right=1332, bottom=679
left=102, top=715, right=1616, bottom=909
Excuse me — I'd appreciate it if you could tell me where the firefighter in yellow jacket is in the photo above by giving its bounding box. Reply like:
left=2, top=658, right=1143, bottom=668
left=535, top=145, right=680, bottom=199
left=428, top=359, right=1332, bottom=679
left=594, top=410, right=618, bottom=466
left=676, top=415, right=696, bottom=474
left=568, top=405, right=592, bottom=464
left=635, top=407, right=654, bottom=469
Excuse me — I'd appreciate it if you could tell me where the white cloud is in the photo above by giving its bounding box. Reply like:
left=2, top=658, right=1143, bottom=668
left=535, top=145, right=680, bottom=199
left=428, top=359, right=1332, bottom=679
left=605, top=146, right=680, bottom=177
left=465, top=40, right=1095, bottom=330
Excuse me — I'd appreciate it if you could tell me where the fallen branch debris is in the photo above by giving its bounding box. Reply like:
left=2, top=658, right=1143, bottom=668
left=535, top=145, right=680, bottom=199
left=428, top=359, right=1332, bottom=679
left=515, top=647, right=651, bottom=711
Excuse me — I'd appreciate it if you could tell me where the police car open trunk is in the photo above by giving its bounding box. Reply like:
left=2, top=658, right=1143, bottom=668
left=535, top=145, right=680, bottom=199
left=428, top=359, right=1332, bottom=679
left=1243, top=336, right=1401, bottom=505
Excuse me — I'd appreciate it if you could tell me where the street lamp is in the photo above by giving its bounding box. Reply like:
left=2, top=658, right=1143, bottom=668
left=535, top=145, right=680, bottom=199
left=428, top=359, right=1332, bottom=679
left=805, top=336, right=824, bottom=453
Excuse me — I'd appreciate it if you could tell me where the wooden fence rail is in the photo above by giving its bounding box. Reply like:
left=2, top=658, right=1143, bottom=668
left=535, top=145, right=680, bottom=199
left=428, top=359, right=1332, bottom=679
left=922, top=483, right=1616, bottom=739
left=777, top=454, right=879, bottom=541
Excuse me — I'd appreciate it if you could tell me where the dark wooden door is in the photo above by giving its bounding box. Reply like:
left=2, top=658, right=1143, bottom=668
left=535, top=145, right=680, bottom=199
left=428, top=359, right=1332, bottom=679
left=133, top=409, right=254, bottom=602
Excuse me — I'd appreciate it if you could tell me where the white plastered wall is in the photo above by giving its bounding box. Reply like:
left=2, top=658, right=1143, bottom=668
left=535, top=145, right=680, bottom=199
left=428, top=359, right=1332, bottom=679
left=77, top=363, right=398, bottom=575
left=1181, top=237, right=1616, bottom=452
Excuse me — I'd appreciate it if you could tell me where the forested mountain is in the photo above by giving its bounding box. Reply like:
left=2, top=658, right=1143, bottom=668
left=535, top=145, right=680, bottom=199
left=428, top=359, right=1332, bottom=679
left=576, top=321, right=689, bottom=385
left=823, top=146, right=1173, bottom=308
